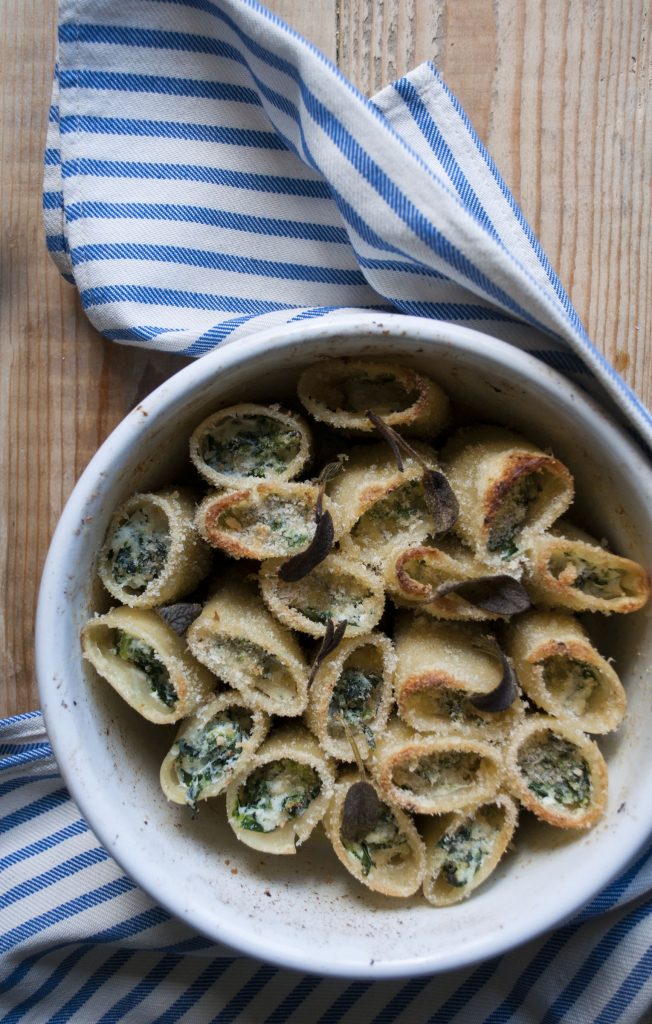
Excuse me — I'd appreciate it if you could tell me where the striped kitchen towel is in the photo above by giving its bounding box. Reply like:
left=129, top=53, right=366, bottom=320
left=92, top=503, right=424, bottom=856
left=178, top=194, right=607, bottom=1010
left=3, top=713, right=652, bottom=1023
left=43, top=0, right=652, bottom=448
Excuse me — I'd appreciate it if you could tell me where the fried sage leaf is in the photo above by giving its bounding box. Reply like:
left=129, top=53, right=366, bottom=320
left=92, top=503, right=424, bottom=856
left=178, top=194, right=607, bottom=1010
left=156, top=603, right=202, bottom=636
left=340, top=780, right=383, bottom=842
left=278, top=509, right=335, bottom=582
left=307, top=617, right=347, bottom=687
left=366, top=409, right=458, bottom=533
left=469, top=639, right=519, bottom=712
left=435, top=574, right=530, bottom=615
left=422, top=470, right=459, bottom=534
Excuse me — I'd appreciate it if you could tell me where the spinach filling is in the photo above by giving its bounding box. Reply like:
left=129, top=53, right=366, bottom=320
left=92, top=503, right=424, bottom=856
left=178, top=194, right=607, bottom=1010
left=219, top=495, right=311, bottom=551
left=328, top=667, right=382, bottom=748
left=353, top=479, right=429, bottom=546
left=337, top=374, right=418, bottom=415
left=550, top=553, right=626, bottom=599
left=519, top=731, right=591, bottom=809
left=436, top=819, right=493, bottom=888
left=174, top=708, right=253, bottom=805
left=115, top=631, right=176, bottom=708
left=540, top=656, right=599, bottom=716
left=393, top=751, right=481, bottom=798
left=201, top=415, right=301, bottom=478
left=213, top=637, right=293, bottom=702
left=107, top=509, right=170, bottom=591
left=487, top=472, right=543, bottom=558
left=342, top=807, right=407, bottom=877
left=290, top=575, right=371, bottom=628
left=233, top=759, right=321, bottom=833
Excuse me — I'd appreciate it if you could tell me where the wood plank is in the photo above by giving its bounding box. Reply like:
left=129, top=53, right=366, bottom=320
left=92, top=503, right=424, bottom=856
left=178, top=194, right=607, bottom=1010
left=0, top=0, right=650, bottom=716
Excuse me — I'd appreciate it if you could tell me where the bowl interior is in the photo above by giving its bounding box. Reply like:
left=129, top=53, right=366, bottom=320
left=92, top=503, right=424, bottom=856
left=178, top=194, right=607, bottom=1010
left=37, top=315, right=652, bottom=977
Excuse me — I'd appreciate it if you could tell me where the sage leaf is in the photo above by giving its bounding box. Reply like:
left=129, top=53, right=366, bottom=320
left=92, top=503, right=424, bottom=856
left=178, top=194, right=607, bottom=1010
left=340, top=780, right=383, bottom=843
left=157, top=603, right=202, bottom=636
left=435, top=574, right=530, bottom=615
left=469, top=640, right=519, bottom=712
left=365, top=410, right=404, bottom=471
left=422, top=470, right=459, bottom=533
left=307, top=617, right=347, bottom=687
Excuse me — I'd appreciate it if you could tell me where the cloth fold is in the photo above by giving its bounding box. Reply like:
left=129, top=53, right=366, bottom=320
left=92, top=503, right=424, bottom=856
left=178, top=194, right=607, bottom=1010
left=3, top=713, right=652, bottom=1023
left=18, top=0, right=652, bottom=1018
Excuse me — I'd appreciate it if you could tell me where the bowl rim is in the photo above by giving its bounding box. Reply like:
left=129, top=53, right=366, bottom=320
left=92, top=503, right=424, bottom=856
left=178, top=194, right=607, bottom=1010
left=35, top=312, right=652, bottom=979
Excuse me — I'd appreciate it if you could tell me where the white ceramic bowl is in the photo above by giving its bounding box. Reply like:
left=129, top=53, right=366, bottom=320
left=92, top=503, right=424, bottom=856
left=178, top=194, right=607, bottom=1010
left=36, top=313, right=652, bottom=979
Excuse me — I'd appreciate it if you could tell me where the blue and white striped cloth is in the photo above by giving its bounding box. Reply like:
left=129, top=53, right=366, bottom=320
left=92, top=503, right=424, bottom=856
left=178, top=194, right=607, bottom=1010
left=8, top=0, right=648, bottom=1018
left=3, top=714, right=652, bottom=1022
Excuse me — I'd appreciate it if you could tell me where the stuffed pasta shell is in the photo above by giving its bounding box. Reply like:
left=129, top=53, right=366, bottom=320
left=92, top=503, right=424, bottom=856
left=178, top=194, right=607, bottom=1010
left=394, top=617, right=524, bottom=738
left=259, top=551, right=385, bottom=637
left=422, top=795, right=518, bottom=906
left=98, top=489, right=211, bottom=608
left=187, top=582, right=309, bottom=716
left=385, top=539, right=514, bottom=621
left=523, top=523, right=650, bottom=614
left=298, top=359, right=450, bottom=436
left=304, top=632, right=395, bottom=761
left=442, top=426, right=573, bottom=566
left=327, top=443, right=440, bottom=564
left=371, top=720, right=503, bottom=815
left=81, top=607, right=215, bottom=723
left=226, top=726, right=335, bottom=854
left=196, top=482, right=336, bottom=560
left=324, top=772, right=426, bottom=897
left=190, top=403, right=311, bottom=489
left=506, top=715, right=608, bottom=829
left=160, top=694, right=269, bottom=806
left=506, top=611, right=626, bottom=734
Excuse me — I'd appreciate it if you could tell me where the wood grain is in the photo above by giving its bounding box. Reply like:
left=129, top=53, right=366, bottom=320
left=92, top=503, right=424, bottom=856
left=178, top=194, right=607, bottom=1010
left=1, top=0, right=650, bottom=715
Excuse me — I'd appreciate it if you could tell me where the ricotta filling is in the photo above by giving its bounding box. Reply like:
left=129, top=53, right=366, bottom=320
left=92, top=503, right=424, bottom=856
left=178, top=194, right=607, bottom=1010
left=322, top=373, right=418, bottom=416
left=211, top=637, right=296, bottom=704
left=217, top=494, right=312, bottom=553
left=107, top=508, right=170, bottom=592
left=342, top=807, right=408, bottom=877
left=487, top=471, right=544, bottom=558
left=327, top=665, right=383, bottom=748
left=287, top=572, right=374, bottom=628
left=549, top=553, right=627, bottom=600
left=435, top=815, right=497, bottom=888
left=201, top=414, right=301, bottom=479
left=540, top=655, right=601, bottom=717
left=233, top=759, right=321, bottom=833
left=518, top=731, right=591, bottom=810
left=352, top=479, right=429, bottom=549
left=114, top=631, right=176, bottom=709
left=174, top=708, right=253, bottom=805
left=393, top=750, right=482, bottom=799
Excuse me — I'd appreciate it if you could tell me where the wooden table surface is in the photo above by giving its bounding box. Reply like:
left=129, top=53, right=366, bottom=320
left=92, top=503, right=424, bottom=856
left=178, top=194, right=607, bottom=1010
left=1, top=0, right=650, bottom=716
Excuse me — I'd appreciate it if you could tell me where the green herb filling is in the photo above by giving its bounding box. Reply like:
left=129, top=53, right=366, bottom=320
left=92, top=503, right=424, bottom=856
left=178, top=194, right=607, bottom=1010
left=108, top=509, right=170, bottom=590
left=174, top=708, right=253, bottom=805
left=115, top=631, right=176, bottom=708
left=540, top=656, right=599, bottom=716
left=201, top=415, right=301, bottom=478
left=353, top=479, right=429, bottom=547
left=487, top=472, right=543, bottom=558
left=342, top=807, right=407, bottom=877
left=519, top=731, right=591, bottom=809
left=436, top=818, right=494, bottom=888
left=393, top=751, right=482, bottom=798
left=328, top=667, right=382, bottom=748
left=233, top=759, right=321, bottom=833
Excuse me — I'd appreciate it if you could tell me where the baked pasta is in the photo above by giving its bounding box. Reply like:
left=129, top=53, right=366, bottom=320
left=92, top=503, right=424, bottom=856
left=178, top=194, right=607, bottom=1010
left=304, top=631, right=395, bottom=760
left=371, top=721, right=503, bottom=814
left=506, top=611, right=626, bottom=734
left=98, top=489, right=211, bottom=608
left=225, top=726, right=334, bottom=854
left=190, top=403, right=311, bottom=489
left=196, top=482, right=336, bottom=560
left=297, top=359, right=449, bottom=436
left=394, top=616, right=524, bottom=738
left=442, top=426, right=574, bottom=565
left=506, top=716, right=608, bottom=829
left=324, top=772, right=426, bottom=897
left=259, top=550, right=385, bottom=637
left=524, top=523, right=651, bottom=614
left=81, top=607, right=215, bottom=723
left=160, top=693, right=270, bottom=806
left=422, top=794, right=518, bottom=906
left=187, top=582, right=309, bottom=716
